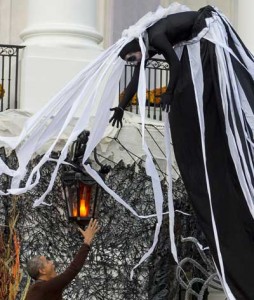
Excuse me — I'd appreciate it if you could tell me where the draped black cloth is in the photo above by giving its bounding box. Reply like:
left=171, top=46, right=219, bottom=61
left=170, top=7, right=254, bottom=299
left=116, top=6, right=254, bottom=299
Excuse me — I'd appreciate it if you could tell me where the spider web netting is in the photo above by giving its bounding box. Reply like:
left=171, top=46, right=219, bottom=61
left=0, top=146, right=208, bottom=300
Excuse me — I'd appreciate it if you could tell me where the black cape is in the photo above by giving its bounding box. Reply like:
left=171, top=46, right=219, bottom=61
left=170, top=6, right=254, bottom=299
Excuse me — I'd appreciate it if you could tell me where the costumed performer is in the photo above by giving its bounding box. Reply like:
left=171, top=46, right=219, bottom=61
left=110, top=6, right=254, bottom=300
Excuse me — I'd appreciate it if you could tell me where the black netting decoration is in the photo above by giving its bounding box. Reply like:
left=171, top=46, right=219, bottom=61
left=0, top=150, right=209, bottom=300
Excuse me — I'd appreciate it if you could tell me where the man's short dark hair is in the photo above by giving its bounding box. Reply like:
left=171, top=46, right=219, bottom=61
left=27, top=256, right=44, bottom=280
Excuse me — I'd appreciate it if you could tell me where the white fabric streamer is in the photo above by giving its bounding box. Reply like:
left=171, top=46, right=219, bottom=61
left=0, top=2, right=190, bottom=276
left=186, top=41, right=235, bottom=300
left=164, top=112, right=178, bottom=263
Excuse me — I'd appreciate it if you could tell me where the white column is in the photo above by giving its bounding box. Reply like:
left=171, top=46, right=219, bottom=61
left=236, top=0, right=254, bottom=53
left=20, top=0, right=102, bottom=49
left=19, top=0, right=103, bottom=113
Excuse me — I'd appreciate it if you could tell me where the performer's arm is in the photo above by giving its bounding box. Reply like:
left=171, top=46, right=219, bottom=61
left=148, top=12, right=198, bottom=110
left=120, top=63, right=141, bottom=109
left=110, top=49, right=157, bottom=127
left=109, top=64, right=140, bottom=128
left=149, top=34, right=181, bottom=111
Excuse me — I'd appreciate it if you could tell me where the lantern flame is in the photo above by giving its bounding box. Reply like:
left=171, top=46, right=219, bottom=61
left=80, top=198, right=89, bottom=217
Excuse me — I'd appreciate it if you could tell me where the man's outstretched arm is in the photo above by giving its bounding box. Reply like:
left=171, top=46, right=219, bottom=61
left=43, top=219, right=100, bottom=292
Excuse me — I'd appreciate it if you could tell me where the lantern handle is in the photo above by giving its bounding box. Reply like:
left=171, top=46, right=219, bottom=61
left=93, top=147, right=111, bottom=175
left=70, top=130, right=90, bottom=163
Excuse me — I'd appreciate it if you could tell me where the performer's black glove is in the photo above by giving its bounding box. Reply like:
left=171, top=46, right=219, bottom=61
left=160, top=91, right=173, bottom=112
left=109, top=107, right=124, bottom=128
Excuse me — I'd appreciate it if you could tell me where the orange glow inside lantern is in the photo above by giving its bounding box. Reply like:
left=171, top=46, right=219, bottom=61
left=72, top=207, right=78, bottom=217
left=78, top=184, right=91, bottom=217
left=62, top=169, right=101, bottom=225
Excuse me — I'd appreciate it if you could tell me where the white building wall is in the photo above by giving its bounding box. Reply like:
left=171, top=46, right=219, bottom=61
left=19, top=0, right=103, bottom=113
left=0, top=1, right=252, bottom=52
left=236, top=0, right=254, bottom=52
left=0, top=0, right=28, bottom=45
left=161, top=0, right=237, bottom=24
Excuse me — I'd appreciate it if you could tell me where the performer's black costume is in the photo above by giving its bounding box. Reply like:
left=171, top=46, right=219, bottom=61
left=110, top=6, right=254, bottom=299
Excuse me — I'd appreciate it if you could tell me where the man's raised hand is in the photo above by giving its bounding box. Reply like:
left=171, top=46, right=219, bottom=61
left=78, top=219, right=100, bottom=246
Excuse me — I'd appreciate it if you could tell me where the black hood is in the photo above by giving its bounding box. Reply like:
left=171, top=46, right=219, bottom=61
left=119, top=39, right=141, bottom=59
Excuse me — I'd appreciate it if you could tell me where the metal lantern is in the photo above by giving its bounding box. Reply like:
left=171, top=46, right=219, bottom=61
left=62, top=170, right=100, bottom=225
left=61, top=130, right=110, bottom=225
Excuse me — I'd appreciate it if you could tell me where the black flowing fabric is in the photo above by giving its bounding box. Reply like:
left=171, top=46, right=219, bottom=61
left=170, top=8, right=254, bottom=300
left=114, top=5, right=254, bottom=298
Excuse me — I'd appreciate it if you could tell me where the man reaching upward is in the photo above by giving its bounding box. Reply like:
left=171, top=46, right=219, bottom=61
left=25, top=219, right=99, bottom=300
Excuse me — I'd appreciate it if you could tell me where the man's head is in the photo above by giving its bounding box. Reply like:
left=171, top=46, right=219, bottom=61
left=119, top=39, right=142, bottom=64
left=27, top=255, right=57, bottom=281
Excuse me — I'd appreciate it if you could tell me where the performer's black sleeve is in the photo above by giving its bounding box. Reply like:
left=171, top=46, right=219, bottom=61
left=149, top=34, right=181, bottom=95
left=119, top=64, right=140, bottom=109
left=118, top=11, right=198, bottom=108
left=119, top=50, right=157, bottom=109
left=147, top=11, right=198, bottom=94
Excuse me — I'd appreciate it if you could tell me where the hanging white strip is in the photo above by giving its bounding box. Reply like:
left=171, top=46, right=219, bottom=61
left=217, top=8, right=254, bottom=63
left=164, top=112, right=178, bottom=263
left=205, top=22, right=254, bottom=215
left=4, top=38, right=126, bottom=193
left=84, top=164, right=161, bottom=219
left=187, top=42, right=235, bottom=300
left=219, top=17, right=254, bottom=134
left=127, top=36, right=164, bottom=279
left=82, top=60, right=126, bottom=161
left=224, top=50, right=254, bottom=202
left=215, top=45, right=254, bottom=214
left=238, top=81, right=254, bottom=133
left=10, top=48, right=122, bottom=195
left=0, top=39, right=126, bottom=181
left=32, top=48, right=126, bottom=206
left=203, top=17, right=250, bottom=73
left=0, top=40, right=123, bottom=150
